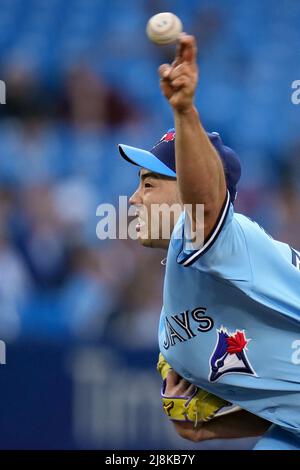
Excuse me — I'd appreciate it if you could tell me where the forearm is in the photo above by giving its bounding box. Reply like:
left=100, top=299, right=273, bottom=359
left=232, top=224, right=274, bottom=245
left=173, top=410, right=271, bottom=442
left=174, top=106, right=226, bottom=213
left=159, top=35, right=228, bottom=236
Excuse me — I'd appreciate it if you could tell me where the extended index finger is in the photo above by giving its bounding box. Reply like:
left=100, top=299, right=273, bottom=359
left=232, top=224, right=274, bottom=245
left=175, top=33, right=197, bottom=65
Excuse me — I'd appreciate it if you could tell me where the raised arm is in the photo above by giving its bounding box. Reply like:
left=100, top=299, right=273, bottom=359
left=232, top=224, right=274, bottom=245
left=159, top=34, right=227, bottom=239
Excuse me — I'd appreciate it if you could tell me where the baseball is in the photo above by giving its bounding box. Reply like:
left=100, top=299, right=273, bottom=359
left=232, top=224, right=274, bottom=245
left=146, top=12, right=183, bottom=45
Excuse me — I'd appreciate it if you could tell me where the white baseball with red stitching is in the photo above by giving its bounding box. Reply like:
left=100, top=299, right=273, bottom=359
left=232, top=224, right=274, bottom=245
left=146, top=12, right=183, bottom=45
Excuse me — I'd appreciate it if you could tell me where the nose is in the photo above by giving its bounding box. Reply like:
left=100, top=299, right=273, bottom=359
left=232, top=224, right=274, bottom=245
left=129, top=187, right=142, bottom=206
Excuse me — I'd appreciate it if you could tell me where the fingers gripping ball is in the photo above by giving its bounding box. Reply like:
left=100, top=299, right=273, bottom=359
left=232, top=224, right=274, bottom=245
left=146, top=12, right=183, bottom=45
left=157, top=353, right=239, bottom=426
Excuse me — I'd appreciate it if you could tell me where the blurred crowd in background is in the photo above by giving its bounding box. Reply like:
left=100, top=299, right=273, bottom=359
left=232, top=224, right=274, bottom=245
left=0, top=0, right=299, bottom=345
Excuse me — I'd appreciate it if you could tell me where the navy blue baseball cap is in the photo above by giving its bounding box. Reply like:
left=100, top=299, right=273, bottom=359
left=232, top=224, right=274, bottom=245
left=118, top=128, right=241, bottom=203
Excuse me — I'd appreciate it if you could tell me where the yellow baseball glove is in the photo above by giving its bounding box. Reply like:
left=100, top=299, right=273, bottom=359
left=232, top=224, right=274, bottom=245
left=157, top=353, right=240, bottom=426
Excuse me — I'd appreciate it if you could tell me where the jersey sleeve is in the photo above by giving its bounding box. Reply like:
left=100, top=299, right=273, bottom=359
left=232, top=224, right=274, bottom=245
left=174, top=191, right=252, bottom=282
left=173, top=192, right=300, bottom=321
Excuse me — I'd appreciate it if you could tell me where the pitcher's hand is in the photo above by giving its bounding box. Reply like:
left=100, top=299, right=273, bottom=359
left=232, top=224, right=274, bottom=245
left=159, top=34, right=198, bottom=114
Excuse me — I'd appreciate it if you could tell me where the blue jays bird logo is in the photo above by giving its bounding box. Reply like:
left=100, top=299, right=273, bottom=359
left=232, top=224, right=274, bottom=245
left=156, top=129, right=176, bottom=145
left=152, top=129, right=176, bottom=150
left=209, top=327, right=256, bottom=382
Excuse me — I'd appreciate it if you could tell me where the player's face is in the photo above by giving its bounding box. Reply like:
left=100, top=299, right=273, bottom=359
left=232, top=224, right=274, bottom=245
left=129, top=168, right=181, bottom=249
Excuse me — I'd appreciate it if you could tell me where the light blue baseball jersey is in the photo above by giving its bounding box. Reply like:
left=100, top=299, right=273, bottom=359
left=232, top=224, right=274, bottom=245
left=158, top=191, right=300, bottom=443
left=253, top=424, right=300, bottom=450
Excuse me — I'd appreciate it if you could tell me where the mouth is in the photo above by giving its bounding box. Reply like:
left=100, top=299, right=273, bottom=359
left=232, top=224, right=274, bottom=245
left=136, top=216, right=146, bottom=233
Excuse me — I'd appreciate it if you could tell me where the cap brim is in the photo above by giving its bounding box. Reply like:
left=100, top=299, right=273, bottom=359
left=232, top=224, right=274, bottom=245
left=118, top=144, right=176, bottom=178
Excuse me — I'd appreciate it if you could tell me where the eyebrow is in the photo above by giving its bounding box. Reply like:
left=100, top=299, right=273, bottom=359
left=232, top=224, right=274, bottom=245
left=139, top=170, right=160, bottom=181
left=138, top=169, right=177, bottom=183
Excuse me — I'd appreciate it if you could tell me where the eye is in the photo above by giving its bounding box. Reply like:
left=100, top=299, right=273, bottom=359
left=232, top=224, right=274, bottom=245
left=144, top=181, right=153, bottom=188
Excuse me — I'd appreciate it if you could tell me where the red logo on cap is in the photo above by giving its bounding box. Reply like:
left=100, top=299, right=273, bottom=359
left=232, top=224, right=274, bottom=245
left=160, top=131, right=175, bottom=143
